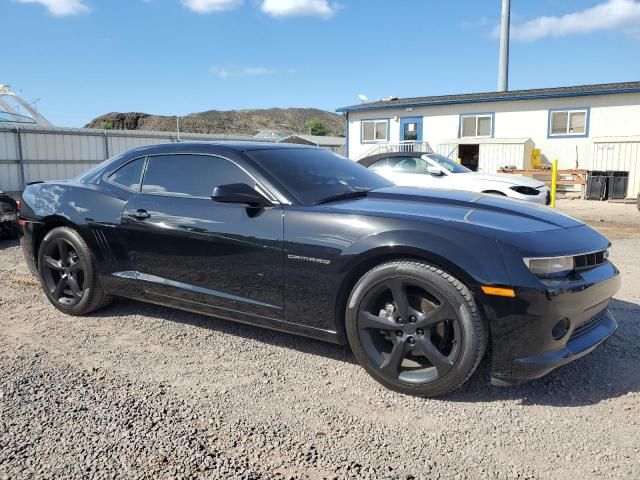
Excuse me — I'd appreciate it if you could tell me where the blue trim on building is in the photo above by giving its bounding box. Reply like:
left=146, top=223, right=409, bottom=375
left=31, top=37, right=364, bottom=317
left=458, top=112, right=495, bottom=138
left=336, top=87, right=640, bottom=113
left=399, top=116, right=423, bottom=142
left=547, top=107, right=591, bottom=139
left=360, top=117, right=390, bottom=144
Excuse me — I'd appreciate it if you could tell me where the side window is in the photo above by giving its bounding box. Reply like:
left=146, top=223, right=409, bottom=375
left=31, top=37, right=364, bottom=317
left=388, top=157, right=427, bottom=174
left=141, top=154, right=253, bottom=198
left=368, top=158, right=390, bottom=170
left=549, top=109, right=588, bottom=137
left=108, top=157, right=145, bottom=191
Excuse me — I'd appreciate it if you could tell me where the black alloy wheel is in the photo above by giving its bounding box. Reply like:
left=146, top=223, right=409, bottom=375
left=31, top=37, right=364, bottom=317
left=38, top=227, right=112, bottom=315
left=346, top=260, right=487, bottom=397
left=357, top=277, right=461, bottom=384
left=41, top=237, right=86, bottom=306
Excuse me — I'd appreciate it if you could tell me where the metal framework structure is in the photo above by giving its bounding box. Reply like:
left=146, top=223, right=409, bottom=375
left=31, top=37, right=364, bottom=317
left=0, top=84, right=52, bottom=127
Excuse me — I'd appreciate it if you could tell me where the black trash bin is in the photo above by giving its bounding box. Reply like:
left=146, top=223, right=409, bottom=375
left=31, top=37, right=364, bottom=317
left=606, top=171, right=629, bottom=200
left=586, top=171, right=607, bottom=200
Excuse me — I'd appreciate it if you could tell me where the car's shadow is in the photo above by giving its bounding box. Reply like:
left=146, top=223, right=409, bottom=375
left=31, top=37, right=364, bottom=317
left=89, top=296, right=640, bottom=407
left=0, top=238, right=20, bottom=250
left=447, top=297, right=640, bottom=406
left=89, top=297, right=355, bottom=365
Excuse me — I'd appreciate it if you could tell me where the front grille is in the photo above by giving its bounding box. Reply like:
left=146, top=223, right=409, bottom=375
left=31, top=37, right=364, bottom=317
left=569, top=313, right=605, bottom=341
left=574, top=250, right=607, bottom=271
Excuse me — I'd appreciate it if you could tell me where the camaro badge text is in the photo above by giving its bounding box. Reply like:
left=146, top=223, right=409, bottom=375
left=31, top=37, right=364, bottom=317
left=287, top=254, right=331, bottom=265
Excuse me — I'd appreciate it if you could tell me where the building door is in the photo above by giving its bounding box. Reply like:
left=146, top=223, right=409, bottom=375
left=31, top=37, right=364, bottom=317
left=400, top=117, right=423, bottom=143
left=458, top=144, right=479, bottom=171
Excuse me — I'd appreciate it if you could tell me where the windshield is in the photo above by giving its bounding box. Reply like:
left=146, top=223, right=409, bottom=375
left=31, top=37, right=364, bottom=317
left=248, top=148, right=392, bottom=205
left=426, top=154, right=471, bottom=174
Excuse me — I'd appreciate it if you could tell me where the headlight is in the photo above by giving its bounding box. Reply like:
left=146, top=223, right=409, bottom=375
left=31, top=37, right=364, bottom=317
left=523, top=255, right=574, bottom=278
left=510, top=185, right=540, bottom=196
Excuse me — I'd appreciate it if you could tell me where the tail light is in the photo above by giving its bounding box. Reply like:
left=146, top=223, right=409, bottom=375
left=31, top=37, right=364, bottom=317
left=16, top=198, right=21, bottom=211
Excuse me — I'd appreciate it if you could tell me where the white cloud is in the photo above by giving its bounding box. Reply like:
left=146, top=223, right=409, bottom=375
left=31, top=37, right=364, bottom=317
left=505, top=0, right=640, bottom=41
left=210, top=66, right=278, bottom=79
left=260, top=0, right=339, bottom=19
left=16, top=0, right=89, bottom=16
left=182, top=0, right=242, bottom=13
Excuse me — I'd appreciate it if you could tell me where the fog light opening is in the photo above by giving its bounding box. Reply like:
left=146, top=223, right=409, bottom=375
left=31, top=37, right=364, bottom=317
left=552, top=318, right=570, bottom=341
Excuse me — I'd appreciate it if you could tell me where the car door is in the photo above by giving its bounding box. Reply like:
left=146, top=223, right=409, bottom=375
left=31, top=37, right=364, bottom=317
left=119, top=153, right=284, bottom=322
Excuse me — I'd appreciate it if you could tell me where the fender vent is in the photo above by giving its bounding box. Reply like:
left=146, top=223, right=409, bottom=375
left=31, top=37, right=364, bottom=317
left=91, top=228, right=117, bottom=268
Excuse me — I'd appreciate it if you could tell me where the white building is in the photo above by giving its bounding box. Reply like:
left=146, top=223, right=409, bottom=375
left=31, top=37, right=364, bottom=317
left=338, top=81, right=640, bottom=198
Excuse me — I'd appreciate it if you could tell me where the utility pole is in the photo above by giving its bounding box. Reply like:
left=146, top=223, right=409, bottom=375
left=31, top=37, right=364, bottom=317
left=498, top=0, right=511, bottom=92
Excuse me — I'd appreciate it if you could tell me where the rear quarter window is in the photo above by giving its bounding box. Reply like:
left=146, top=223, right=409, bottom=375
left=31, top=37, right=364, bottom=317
left=107, top=158, right=145, bottom=191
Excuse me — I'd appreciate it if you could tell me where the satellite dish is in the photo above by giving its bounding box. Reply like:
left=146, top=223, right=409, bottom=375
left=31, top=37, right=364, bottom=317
left=357, top=94, right=368, bottom=102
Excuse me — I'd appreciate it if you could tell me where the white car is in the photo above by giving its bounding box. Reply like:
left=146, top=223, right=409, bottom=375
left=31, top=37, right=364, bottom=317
left=359, top=152, right=551, bottom=205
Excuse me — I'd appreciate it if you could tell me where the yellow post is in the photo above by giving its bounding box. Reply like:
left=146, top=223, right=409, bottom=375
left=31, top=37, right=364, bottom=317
left=550, top=159, right=558, bottom=208
left=457, top=158, right=462, bottom=164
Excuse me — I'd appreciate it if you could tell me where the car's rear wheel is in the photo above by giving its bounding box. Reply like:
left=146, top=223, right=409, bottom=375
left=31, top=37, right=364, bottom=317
left=346, top=260, right=487, bottom=397
left=38, top=226, right=112, bottom=315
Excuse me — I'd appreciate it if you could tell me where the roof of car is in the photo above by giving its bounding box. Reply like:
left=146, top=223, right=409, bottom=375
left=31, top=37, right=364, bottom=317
left=124, top=141, right=317, bottom=156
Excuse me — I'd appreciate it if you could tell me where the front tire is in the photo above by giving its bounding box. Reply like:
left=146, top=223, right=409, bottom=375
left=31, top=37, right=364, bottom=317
left=38, top=226, right=112, bottom=315
left=346, top=260, right=487, bottom=397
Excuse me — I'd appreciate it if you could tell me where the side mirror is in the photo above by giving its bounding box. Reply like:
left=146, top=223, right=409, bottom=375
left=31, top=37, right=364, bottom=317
left=426, top=166, right=444, bottom=176
left=212, top=183, right=272, bottom=208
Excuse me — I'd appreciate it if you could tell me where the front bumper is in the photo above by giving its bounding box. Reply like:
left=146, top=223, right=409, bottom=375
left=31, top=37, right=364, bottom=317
left=481, top=261, right=621, bottom=385
left=491, top=309, right=617, bottom=385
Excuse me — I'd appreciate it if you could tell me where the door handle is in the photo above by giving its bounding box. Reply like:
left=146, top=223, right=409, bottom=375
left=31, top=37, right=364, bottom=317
left=126, top=209, right=151, bottom=220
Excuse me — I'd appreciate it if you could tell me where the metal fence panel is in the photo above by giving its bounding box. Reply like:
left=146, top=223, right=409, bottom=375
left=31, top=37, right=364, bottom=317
left=0, top=125, right=265, bottom=193
left=0, top=130, right=19, bottom=161
left=592, top=141, right=640, bottom=198
left=0, top=162, right=21, bottom=192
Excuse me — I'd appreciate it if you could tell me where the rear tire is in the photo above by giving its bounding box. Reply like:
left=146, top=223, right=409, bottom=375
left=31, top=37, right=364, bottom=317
left=346, top=260, right=487, bottom=397
left=37, top=226, right=112, bottom=315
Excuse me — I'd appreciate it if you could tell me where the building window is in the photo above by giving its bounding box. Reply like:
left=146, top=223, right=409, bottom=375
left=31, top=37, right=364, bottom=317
left=361, top=119, right=389, bottom=142
left=549, top=109, right=588, bottom=137
left=460, top=114, right=493, bottom=137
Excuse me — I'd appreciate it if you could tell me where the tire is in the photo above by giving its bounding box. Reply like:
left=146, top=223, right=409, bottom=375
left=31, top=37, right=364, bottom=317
left=345, top=260, right=487, bottom=397
left=0, top=199, right=18, bottom=239
left=37, top=226, right=112, bottom=315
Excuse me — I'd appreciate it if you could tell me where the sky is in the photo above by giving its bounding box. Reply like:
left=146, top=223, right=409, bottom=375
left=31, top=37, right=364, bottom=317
left=3, top=0, right=640, bottom=127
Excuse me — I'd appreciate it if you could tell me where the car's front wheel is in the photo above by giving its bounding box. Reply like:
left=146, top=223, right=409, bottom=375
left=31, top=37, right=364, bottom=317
left=346, top=260, right=487, bottom=397
left=38, top=226, right=112, bottom=315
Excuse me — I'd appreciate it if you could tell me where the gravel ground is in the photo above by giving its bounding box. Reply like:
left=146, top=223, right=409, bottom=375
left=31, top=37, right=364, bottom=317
left=1, top=201, right=639, bottom=479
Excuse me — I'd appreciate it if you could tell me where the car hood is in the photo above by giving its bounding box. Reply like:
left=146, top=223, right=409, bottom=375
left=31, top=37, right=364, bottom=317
left=454, top=172, right=546, bottom=188
left=322, top=186, right=582, bottom=233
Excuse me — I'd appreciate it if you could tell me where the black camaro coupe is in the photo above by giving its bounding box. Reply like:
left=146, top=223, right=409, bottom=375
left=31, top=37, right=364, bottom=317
left=19, top=142, right=620, bottom=397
